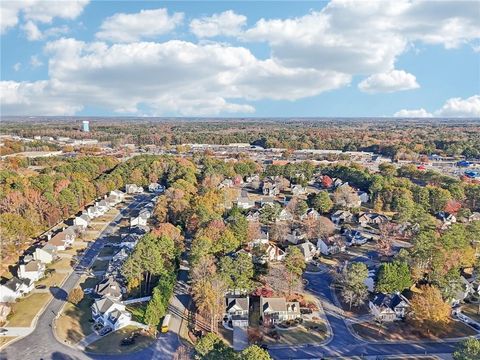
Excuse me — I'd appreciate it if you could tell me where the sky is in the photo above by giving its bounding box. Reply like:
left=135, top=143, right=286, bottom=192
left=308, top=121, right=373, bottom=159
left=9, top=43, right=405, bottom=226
left=1, top=0, right=479, bottom=118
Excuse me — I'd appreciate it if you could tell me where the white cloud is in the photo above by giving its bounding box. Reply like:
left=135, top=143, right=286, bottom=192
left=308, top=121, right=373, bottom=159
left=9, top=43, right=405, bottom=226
left=436, top=95, right=480, bottom=117
left=96, top=8, right=184, bottom=42
left=394, top=95, right=480, bottom=118
left=394, top=108, right=433, bottom=118
left=13, top=62, right=21, bottom=72
left=243, top=0, right=479, bottom=76
left=1, top=0, right=89, bottom=33
left=358, top=70, right=419, bottom=93
left=30, top=55, right=43, bottom=68
left=22, top=20, right=42, bottom=41
left=1, top=38, right=349, bottom=116
left=190, top=10, right=247, bottom=38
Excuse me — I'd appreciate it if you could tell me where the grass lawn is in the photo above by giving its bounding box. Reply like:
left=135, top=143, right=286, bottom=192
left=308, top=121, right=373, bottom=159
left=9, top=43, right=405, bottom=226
left=126, top=304, right=147, bottom=324
left=85, top=326, right=155, bottom=354
left=37, top=271, right=68, bottom=288
left=0, top=337, right=16, bottom=349
left=262, top=321, right=328, bottom=346
left=56, top=297, right=94, bottom=344
left=91, top=259, right=109, bottom=272
left=49, top=258, right=72, bottom=272
left=62, top=244, right=88, bottom=256
left=7, top=293, right=51, bottom=327
left=461, top=303, right=480, bottom=323
left=352, top=320, right=476, bottom=341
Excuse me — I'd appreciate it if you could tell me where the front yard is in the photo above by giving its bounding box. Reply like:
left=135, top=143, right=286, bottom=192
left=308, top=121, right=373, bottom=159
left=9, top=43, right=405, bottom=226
left=7, top=293, right=51, bottom=327
left=56, top=296, right=94, bottom=344
left=49, top=258, right=72, bottom=272
left=352, top=320, right=476, bottom=341
left=36, top=271, right=68, bottom=288
left=262, top=320, right=328, bottom=346
left=0, top=337, right=16, bottom=349
left=85, top=326, right=155, bottom=354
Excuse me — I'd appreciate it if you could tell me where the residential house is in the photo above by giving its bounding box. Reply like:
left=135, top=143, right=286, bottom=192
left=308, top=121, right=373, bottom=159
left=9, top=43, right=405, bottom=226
left=369, top=293, right=410, bottom=322
left=130, top=213, right=148, bottom=227
left=260, top=297, right=301, bottom=326
left=96, top=200, right=110, bottom=214
left=291, top=184, right=306, bottom=196
left=18, top=260, right=45, bottom=282
left=358, top=213, right=389, bottom=227
left=74, top=213, right=91, bottom=230
left=249, top=229, right=269, bottom=247
left=294, top=242, right=318, bottom=262
left=262, top=181, right=280, bottom=196
left=87, top=205, right=103, bottom=219
left=245, top=174, right=260, bottom=184
left=344, top=230, right=370, bottom=246
left=276, top=208, right=294, bottom=222
left=139, top=208, right=152, bottom=219
left=264, top=244, right=286, bottom=262
left=33, top=245, right=57, bottom=264
left=224, top=297, right=249, bottom=327
left=286, top=228, right=307, bottom=245
left=300, top=208, right=320, bottom=221
left=259, top=197, right=276, bottom=207
left=236, top=191, right=255, bottom=210
left=125, top=184, right=143, bottom=194
left=110, top=190, right=125, bottom=203
left=358, top=191, right=370, bottom=203
left=331, top=210, right=353, bottom=225
left=148, top=183, right=164, bottom=193
left=91, top=297, right=132, bottom=331
left=118, top=234, right=140, bottom=249
left=246, top=210, right=260, bottom=222
left=218, top=178, right=234, bottom=189
left=468, top=212, right=480, bottom=222
left=437, top=212, right=457, bottom=228
left=94, top=276, right=122, bottom=300
left=451, top=276, right=473, bottom=306
left=317, top=236, right=346, bottom=256
left=0, top=277, right=34, bottom=303
left=48, top=227, right=76, bottom=251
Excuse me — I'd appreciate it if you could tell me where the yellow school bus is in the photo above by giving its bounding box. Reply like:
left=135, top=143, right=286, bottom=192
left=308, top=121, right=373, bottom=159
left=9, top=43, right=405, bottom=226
left=161, top=314, right=171, bottom=333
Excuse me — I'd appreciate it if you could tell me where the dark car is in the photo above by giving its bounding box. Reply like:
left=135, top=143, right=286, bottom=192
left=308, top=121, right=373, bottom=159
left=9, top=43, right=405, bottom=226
left=35, top=284, right=47, bottom=289
left=120, top=338, right=135, bottom=346
left=0, top=328, right=8, bottom=334
left=260, top=344, right=269, bottom=350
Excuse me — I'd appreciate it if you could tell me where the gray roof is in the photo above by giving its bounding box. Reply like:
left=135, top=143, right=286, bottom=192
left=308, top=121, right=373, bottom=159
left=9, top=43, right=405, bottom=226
left=226, top=297, right=249, bottom=312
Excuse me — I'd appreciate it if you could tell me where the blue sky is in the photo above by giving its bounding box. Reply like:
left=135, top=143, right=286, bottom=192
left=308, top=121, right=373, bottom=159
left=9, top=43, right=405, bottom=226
left=1, top=0, right=479, bottom=117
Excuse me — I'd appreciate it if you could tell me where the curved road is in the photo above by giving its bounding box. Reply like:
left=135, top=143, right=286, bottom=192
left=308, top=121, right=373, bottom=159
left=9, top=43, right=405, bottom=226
left=269, top=270, right=466, bottom=359
left=1, top=194, right=182, bottom=360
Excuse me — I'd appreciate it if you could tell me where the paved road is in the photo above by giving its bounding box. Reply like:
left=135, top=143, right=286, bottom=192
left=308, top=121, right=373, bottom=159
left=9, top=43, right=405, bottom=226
left=268, top=270, right=465, bottom=359
left=0, top=194, right=183, bottom=360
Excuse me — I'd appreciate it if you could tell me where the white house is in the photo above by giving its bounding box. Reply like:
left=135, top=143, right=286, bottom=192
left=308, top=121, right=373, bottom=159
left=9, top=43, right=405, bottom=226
left=294, top=242, right=318, bottom=262
left=125, top=184, right=143, bottom=194
left=18, top=260, right=45, bottom=282
left=110, top=189, right=126, bottom=203
left=224, top=297, right=249, bottom=327
left=276, top=209, right=294, bottom=222
left=148, top=183, right=164, bottom=193
left=260, top=297, right=300, bottom=326
left=91, top=297, right=132, bottom=331
left=369, top=293, right=410, bottom=322
left=358, top=213, right=389, bottom=227
left=317, top=236, right=346, bottom=256
left=0, top=277, right=34, bottom=303
left=130, top=213, right=148, bottom=227
left=286, top=228, right=307, bottom=245
left=291, top=184, right=307, bottom=196
left=139, top=208, right=152, bottom=219
left=94, top=276, right=122, bottom=300
left=74, top=213, right=91, bottom=229
left=48, top=227, right=76, bottom=251
left=87, top=205, right=103, bottom=219
left=246, top=210, right=260, bottom=222
left=358, top=191, right=370, bottom=203
left=96, top=200, right=110, bottom=214
left=437, top=212, right=457, bottom=228
left=236, top=191, right=255, bottom=210
left=34, top=245, right=57, bottom=264
left=248, top=229, right=269, bottom=247
left=264, top=244, right=286, bottom=262
left=300, top=208, right=320, bottom=221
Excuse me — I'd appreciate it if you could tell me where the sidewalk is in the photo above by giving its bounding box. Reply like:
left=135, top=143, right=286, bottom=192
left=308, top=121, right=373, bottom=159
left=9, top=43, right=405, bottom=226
left=0, top=327, right=33, bottom=337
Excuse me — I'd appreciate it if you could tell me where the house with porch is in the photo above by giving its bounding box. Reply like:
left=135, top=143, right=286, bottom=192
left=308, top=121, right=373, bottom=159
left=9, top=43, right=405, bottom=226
left=369, top=293, right=410, bottom=322
left=18, top=260, right=45, bottom=282
left=224, top=297, right=249, bottom=327
left=91, top=296, right=132, bottom=331
left=260, top=297, right=301, bottom=326
left=0, top=277, right=34, bottom=303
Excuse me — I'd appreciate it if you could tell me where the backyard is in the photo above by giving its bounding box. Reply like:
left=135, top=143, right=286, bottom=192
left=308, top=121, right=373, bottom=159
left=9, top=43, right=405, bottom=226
left=85, top=326, right=155, bottom=354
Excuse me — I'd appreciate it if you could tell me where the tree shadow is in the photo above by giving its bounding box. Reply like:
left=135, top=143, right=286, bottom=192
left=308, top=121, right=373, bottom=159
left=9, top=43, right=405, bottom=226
left=50, top=286, right=68, bottom=300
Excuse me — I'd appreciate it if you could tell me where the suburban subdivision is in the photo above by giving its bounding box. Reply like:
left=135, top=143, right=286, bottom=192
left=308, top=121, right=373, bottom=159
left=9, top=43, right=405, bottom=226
left=0, top=120, right=479, bottom=360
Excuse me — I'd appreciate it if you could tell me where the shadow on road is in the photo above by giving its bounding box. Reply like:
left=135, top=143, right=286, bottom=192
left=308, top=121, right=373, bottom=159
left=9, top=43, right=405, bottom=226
left=50, top=286, right=68, bottom=301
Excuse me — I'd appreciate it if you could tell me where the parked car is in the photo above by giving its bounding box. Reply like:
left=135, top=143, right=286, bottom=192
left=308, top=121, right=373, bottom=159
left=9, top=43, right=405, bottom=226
left=0, top=328, right=8, bottom=334
left=35, top=284, right=47, bottom=289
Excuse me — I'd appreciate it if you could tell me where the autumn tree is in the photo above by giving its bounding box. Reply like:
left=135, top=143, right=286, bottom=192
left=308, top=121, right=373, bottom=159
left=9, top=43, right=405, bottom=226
left=333, top=185, right=361, bottom=209
left=68, top=287, right=84, bottom=305
left=409, top=285, right=451, bottom=329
